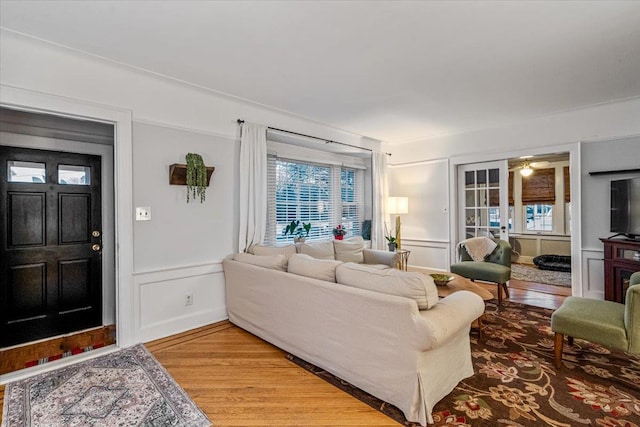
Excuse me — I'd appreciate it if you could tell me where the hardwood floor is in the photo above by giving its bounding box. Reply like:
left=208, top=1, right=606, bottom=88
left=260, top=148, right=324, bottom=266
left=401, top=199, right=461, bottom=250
left=0, top=284, right=565, bottom=426
left=481, top=278, right=567, bottom=310
left=147, top=322, right=398, bottom=426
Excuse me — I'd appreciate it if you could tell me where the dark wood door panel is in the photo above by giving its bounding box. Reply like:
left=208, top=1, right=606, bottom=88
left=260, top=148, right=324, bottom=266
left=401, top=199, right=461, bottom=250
left=1, top=145, right=102, bottom=347
left=59, top=193, right=91, bottom=244
left=7, top=192, right=46, bottom=247
left=59, top=258, right=94, bottom=311
left=6, top=263, right=47, bottom=322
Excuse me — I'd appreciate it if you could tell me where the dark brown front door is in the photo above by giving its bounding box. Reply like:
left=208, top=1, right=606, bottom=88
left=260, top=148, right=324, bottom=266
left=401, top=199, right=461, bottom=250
left=0, top=146, right=102, bottom=347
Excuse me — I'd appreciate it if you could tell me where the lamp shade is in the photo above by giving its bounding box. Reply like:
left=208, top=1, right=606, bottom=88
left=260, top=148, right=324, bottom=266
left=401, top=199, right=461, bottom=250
left=387, top=197, right=409, bottom=214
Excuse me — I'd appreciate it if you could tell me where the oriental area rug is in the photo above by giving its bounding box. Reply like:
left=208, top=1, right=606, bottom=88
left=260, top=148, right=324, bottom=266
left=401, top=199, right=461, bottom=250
left=1, top=344, right=210, bottom=427
left=289, top=301, right=640, bottom=427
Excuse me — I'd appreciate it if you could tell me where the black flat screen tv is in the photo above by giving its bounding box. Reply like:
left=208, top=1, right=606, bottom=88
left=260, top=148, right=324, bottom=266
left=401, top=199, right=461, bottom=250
left=610, top=176, right=640, bottom=238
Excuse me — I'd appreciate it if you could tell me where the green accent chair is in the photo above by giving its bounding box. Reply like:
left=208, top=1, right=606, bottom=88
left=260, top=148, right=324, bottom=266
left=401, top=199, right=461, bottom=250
left=551, top=271, right=640, bottom=368
left=450, top=239, right=512, bottom=304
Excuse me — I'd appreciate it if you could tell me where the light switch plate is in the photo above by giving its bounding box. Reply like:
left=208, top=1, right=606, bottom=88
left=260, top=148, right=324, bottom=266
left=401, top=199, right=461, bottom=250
left=136, top=207, right=151, bottom=221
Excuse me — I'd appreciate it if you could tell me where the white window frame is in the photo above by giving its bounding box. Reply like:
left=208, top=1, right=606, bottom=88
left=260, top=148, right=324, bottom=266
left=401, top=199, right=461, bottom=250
left=266, top=155, right=366, bottom=245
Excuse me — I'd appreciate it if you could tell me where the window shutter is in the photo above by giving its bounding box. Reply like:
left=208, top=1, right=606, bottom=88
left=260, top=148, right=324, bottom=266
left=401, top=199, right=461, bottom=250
left=563, top=166, right=570, bottom=203
left=521, top=168, right=555, bottom=204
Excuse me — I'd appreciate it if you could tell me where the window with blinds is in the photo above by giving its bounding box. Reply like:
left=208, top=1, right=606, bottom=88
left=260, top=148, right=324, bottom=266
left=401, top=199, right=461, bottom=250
left=266, top=155, right=364, bottom=244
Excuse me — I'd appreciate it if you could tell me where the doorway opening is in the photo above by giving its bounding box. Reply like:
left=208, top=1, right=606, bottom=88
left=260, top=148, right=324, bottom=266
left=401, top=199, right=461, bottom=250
left=0, top=107, right=116, bottom=374
left=507, top=153, right=572, bottom=298
left=454, top=152, right=573, bottom=303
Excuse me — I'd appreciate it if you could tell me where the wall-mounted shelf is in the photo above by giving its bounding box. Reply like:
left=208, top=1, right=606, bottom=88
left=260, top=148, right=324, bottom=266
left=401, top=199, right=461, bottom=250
left=588, top=168, right=640, bottom=176
left=169, top=163, right=215, bottom=186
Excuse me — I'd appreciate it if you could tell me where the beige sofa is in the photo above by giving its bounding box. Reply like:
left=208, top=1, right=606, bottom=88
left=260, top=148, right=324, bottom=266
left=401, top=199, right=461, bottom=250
left=249, top=236, right=400, bottom=266
left=223, top=240, right=484, bottom=425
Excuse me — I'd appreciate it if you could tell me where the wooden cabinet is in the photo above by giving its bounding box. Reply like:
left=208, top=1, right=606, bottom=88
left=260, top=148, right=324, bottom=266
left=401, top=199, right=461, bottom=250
left=600, top=238, right=640, bottom=303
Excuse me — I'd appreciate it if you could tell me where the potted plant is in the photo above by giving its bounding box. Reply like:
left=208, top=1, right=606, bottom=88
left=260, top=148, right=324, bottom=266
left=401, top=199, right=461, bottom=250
left=386, top=235, right=397, bottom=252
left=186, top=153, right=207, bottom=203
left=282, top=220, right=311, bottom=242
left=333, top=224, right=347, bottom=240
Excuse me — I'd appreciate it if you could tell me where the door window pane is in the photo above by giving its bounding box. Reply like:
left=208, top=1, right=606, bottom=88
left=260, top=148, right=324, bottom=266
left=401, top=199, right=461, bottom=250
left=477, top=170, right=487, bottom=187
left=488, top=168, right=500, bottom=186
left=7, top=161, right=46, bottom=183
left=476, top=189, right=487, bottom=206
left=488, top=189, right=500, bottom=207
left=58, top=165, right=91, bottom=185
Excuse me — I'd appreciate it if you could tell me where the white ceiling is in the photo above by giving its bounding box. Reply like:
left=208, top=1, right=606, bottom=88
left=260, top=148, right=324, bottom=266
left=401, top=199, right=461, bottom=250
left=2, top=1, right=640, bottom=144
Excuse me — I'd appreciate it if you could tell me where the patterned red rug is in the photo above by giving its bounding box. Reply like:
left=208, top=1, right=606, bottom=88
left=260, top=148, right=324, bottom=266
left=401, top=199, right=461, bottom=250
left=288, top=300, right=640, bottom=426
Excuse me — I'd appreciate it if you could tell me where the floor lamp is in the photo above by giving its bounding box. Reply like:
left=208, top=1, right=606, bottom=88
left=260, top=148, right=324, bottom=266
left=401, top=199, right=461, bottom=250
left=387, top=197, right=409, bottom=250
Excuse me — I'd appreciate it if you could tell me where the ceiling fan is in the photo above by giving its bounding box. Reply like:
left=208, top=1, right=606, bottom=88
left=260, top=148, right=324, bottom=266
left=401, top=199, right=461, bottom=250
left=510, top=160, right=552, bottom=177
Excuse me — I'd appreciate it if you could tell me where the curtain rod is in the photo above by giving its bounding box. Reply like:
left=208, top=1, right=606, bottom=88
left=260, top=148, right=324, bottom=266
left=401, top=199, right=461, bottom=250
left=237, top=119, right=391, bottom=156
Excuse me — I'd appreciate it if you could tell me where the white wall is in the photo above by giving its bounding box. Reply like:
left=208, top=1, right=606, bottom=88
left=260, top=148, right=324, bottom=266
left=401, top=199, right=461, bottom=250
left=388, top=99, right=640, bottom=298
left=132, top=122, right=238, bottom=270
left=0, top=31, right=381, bottom=343
left=580, top=136, right=640, bottom=299
left=389, top=98, right=640, bottom=165
left=387, top=159, right=450, bottom=269
left=581, top=136, right=640, bottom=249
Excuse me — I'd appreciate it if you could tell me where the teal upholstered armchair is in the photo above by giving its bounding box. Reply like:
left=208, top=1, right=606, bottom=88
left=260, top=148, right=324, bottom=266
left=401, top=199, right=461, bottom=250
left=551, top=271, right=640, bottom=368
left=450, top=239, right=512, bottom=304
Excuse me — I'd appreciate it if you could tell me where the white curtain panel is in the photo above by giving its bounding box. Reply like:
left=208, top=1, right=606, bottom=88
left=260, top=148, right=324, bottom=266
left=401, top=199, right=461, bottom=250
left=238, top=122, right=268, bottom=252
left=371, top=151, right=389, bottom=250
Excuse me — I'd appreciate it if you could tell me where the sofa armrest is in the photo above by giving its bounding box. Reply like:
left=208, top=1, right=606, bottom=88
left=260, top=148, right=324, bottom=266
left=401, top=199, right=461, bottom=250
left=363, top=248, right=400, bottom=267
left=417, top=290, right=485, bottom=351
left=625, top=275, right=640, bottom=354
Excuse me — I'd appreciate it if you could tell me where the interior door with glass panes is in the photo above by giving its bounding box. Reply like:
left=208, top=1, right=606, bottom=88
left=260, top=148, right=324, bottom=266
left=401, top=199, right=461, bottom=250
left=457, top=160, right=509, bottom=243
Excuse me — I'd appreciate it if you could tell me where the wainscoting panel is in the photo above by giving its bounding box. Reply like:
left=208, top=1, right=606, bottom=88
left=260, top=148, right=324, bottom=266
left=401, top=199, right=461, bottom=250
left=401, top=239, right=450, bottom=271
left=510, top=234, right=571, bottom=264
left=581, top=249, right=604, bottom=300
left=134, top=261, right=227, bottom=343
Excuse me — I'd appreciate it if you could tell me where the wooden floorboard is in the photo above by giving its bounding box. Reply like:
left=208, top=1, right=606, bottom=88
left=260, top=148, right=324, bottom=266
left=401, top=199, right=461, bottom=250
left=149, top=325, right=398, bottom=426
left=1, top=284, right=564, bottom=426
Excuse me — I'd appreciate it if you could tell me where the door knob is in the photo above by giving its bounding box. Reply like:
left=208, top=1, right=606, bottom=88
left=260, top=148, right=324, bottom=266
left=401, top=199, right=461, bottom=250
left=92, top=244, right=101, bottom=252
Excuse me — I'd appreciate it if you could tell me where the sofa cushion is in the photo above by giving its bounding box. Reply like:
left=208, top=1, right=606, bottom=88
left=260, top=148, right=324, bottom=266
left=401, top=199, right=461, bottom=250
left=336, top=263, right=439, bottom=310
left=334, top=236, right=365, bottom=263
left=297, top=240, right=335, bottom=260
left=251, top=244, right=297, bottom=259
left=232, top=253, right=288, bottom=271
left=288, top=254, right=342, bottom=282
left=450, top=261, right=511, bottom=284
left=363, top=249, right=400, bottom=267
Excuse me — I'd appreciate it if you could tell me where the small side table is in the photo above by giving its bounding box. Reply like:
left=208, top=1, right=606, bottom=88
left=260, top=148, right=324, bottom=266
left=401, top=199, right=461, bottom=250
left=396, top=249, right=410, bottom=271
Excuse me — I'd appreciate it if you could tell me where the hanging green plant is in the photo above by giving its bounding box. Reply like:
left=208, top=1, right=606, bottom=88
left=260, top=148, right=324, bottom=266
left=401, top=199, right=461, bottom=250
left=185, top=153, right=207, bottom=203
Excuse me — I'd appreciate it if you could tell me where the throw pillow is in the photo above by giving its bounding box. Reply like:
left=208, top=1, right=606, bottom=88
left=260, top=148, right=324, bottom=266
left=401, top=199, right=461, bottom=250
left=335, top=263, right=439, bottom=310
left=232, top=253, right=288, bottom=271
left=333, top=236, right=365, bottom=263
left=251, top=244, right=297, bottom=259
left=296, top=240, right=335, bottom=260
left=362, top=249, right=400, bottom=267
left=288, top=254, right=342, bottom=282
